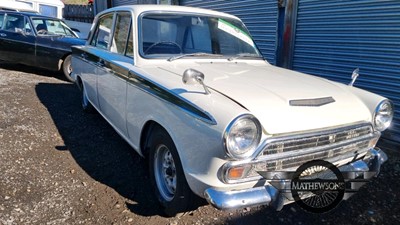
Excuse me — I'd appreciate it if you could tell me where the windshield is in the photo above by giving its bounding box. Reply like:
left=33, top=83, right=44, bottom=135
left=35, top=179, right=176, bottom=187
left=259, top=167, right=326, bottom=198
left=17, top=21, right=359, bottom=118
left=140, top=13, right=261, bottom=59
left=32, top=18, right=76, bottom=37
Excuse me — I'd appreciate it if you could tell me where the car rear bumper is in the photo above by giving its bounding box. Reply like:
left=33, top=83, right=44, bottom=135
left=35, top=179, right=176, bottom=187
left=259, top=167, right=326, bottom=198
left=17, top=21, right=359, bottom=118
left=204, top=148, right=387, bottom=210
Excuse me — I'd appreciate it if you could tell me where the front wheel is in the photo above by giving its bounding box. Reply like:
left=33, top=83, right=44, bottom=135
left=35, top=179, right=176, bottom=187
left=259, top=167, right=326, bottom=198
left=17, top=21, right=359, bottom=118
left=148, top=127, right=195, bottom=217
left=62, top=55, right=74, bottom=82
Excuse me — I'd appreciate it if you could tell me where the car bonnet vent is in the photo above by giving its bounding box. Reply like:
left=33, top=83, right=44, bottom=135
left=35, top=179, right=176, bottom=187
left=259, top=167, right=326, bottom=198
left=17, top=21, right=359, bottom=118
left=289, top=97, right=335, bottom=107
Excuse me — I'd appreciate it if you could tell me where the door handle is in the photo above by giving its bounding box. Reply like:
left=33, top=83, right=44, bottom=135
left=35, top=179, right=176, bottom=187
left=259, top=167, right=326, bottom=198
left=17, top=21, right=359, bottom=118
left=0, top=33, right=6, bottom=37
left=80, top=53, right=88, bottom=59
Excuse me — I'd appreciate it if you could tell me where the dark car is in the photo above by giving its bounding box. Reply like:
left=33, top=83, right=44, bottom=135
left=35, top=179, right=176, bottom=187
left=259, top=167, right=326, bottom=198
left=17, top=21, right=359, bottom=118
left=0, top=11, right=85, bottom=81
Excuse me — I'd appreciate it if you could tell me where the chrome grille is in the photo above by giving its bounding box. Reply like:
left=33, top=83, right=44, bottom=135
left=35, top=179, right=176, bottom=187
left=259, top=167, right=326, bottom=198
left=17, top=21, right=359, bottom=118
left=260, top=139, right=370, bottom=171
left=261, top=125, right=372, bottom=156
left=251, top=123, right=376, bottom=173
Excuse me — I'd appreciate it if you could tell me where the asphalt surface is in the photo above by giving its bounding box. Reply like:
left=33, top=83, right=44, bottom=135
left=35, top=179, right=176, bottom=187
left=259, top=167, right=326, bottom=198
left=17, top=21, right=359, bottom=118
left=0, top=61, right=399, bottom=225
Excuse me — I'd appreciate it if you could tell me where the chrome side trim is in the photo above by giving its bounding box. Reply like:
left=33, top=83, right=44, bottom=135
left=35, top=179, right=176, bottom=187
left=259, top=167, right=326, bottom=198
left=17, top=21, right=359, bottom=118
left=127, top=71, right=217, bottom=125
left=72, top=47, right=216, bottom=125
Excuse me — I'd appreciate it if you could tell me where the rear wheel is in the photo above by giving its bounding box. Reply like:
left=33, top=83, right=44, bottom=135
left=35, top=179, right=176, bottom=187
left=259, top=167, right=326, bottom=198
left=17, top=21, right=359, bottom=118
left=148, top=127, right=195, bottom=217
left=62, top=55, right=74, bottom=82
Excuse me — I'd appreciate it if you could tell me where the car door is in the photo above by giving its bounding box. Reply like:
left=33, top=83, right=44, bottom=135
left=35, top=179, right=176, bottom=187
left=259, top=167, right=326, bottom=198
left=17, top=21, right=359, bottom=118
left=32, top=18, right=68, bottom=71
left=0, top=13, right=35, bottom=65
left=90, top=12, right=131, bottom=137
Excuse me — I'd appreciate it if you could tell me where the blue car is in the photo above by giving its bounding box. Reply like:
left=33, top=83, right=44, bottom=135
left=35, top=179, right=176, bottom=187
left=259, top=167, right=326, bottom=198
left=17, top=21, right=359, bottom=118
left=0, top=10, right=86, bottom=81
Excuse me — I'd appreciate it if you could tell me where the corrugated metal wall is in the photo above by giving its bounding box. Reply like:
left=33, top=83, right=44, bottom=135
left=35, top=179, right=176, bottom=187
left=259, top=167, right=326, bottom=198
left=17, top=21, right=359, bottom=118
left=113, top=0, right=157, bottom=7
left=112, top=0, right=157, bottom=6
left=181, top=0, right=278, bottom=65
left=113, top=0, right=138, bottom=6
left=292, top=0, right=400, bottom=142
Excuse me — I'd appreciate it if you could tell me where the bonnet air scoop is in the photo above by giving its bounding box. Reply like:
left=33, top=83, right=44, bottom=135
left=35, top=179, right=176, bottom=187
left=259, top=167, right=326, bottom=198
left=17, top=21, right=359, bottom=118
left=289, top=97, right=335, bottom=107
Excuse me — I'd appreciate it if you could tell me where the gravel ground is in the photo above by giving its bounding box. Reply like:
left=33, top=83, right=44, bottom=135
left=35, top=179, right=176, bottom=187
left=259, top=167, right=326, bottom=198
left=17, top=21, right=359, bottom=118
left=0, top=62, right=399, bottom=225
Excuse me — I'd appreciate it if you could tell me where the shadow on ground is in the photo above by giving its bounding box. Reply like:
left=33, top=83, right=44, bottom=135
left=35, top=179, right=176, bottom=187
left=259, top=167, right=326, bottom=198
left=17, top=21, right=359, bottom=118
left=0, top=61, right=65, bottom=81
left=35, top=82, right=168, bottom=217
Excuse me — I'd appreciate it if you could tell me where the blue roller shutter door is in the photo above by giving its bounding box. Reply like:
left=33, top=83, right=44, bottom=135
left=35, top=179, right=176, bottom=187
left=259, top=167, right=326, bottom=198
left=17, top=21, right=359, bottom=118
left=113, top=0, right=138, bottom=7
left=292, top=0, right=400, bottom=142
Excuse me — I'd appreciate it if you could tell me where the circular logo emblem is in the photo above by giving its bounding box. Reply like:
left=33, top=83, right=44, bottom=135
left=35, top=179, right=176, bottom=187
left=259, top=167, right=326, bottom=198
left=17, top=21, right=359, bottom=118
left=291, top=160, right=345, bottom=213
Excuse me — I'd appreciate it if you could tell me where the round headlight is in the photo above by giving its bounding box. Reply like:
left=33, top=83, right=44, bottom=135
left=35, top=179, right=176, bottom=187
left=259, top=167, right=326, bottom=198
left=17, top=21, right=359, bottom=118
left=374, top=100, right=394, bottom=131
left=224, top=114, right=262, bottom=159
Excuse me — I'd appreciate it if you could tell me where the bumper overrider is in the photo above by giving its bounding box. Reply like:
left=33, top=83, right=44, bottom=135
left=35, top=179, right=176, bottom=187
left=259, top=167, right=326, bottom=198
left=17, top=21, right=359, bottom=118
left=204, top=148, right=388, bottom=210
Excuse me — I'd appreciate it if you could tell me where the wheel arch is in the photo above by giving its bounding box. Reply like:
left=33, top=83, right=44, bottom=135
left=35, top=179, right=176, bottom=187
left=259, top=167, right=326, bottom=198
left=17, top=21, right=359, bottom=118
left=140, top=120, right=163, bottom=158
left=139, top=119, right=196, bottom=191
left=76, top=75, right=83, bottom=88
left=58, top=53, right=70, bottom=71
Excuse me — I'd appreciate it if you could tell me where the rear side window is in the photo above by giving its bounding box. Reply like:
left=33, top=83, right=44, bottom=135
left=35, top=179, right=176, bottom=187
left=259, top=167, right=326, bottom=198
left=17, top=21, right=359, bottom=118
left=110, top=12, right=132, bottom=56
left=4, top=14, right=24, bottom=32
left=91, top=13, right=114, bottom=50
left=0, top=13, right=4, bottom=29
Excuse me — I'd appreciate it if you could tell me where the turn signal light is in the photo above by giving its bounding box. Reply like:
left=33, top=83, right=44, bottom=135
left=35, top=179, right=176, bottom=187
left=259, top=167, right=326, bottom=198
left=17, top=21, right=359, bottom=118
left=227, top=165, right=251, bottom=180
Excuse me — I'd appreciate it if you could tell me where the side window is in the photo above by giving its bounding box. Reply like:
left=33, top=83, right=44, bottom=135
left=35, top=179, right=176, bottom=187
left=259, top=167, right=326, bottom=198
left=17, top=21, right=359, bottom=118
left=4, top=14, right=24, bottom=33
left=91, top=13, right=114, bottom=50
left=110, top=12, right=132, bottom=55
left=23, top=17, right=33, bottom=35
left=0, top=13, right=4, bottom=29
left=32, top=19, right=44, bottom=32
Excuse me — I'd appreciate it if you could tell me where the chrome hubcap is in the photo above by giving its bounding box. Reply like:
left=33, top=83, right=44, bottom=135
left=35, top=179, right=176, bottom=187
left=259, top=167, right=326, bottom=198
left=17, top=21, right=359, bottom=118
left=154, top=144, right=176, bottom=201
left=67, top=63, right=72, bottom=74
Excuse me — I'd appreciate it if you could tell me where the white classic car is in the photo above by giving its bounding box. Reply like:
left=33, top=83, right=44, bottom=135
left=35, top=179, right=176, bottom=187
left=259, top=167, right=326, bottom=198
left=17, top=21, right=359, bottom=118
left=71, top=5, right=393, bottom=216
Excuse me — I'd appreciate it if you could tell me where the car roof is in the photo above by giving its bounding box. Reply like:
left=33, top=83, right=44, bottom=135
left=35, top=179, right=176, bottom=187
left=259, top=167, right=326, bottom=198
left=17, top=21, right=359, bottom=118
left=0, top=8, right=39, bottom=14
left=98, top=4, right=240, bottom=21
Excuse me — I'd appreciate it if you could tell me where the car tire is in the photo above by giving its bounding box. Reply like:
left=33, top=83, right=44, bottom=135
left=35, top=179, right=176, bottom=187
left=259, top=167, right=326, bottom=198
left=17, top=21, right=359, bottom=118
left=81, top=82, right=95, bottom=113
left=62, top=55, right=74, bottom=82
left=148, top=127, right=195, bottom=217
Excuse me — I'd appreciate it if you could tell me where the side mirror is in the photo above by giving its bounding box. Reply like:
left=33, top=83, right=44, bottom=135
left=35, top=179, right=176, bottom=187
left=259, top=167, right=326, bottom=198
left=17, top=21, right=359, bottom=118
left=182, top=69, right=210, bottom=95
left=349, top=68, right=359, bottom=86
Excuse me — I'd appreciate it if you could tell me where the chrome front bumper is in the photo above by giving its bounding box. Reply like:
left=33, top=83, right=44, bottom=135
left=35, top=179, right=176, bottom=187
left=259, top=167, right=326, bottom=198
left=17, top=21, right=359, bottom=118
left=204, top=148, right=388, bottom=210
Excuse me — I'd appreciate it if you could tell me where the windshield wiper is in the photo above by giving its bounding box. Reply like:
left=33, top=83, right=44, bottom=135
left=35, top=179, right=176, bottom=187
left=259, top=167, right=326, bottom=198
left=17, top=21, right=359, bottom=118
left=227, top=53, right=263, bottom=61
left=168, top=52, right=222, bottom=62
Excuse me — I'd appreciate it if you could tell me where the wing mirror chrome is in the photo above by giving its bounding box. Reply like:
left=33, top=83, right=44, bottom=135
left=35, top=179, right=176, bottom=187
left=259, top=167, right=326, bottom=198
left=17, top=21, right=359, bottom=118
left=182, top=69, right=211, bottom=95
left=349, top=68, right=359, bottom=86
